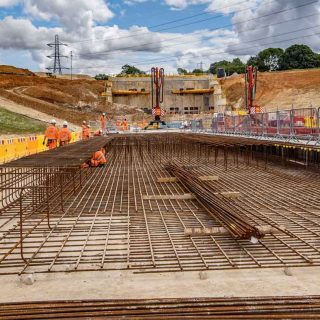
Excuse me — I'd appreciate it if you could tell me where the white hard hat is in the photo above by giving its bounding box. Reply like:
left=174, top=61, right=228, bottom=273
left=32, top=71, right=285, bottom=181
left=63, top=121, right=68, bottom=126
left=51, top=119, right=56, bottom=124
left=83, top=120, right=86, bottom=124
left=103, top=112, right=106, bottom=116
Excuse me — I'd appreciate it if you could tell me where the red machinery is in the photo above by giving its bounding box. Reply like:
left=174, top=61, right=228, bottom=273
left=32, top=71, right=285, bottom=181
left=147, top=67, right=166, bottom=128
left=245, top=66, right=261, bottom=114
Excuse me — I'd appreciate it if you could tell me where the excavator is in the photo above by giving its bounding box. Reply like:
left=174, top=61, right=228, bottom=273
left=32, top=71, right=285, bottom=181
left=145, top=67, right=167, bottom=129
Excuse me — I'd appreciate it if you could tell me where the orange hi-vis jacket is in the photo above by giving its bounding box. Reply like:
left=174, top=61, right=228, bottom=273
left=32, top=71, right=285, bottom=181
left=100, top=115, right=106, bottom=129
left=91, top=150, right=107, bottom=167
left=45, top=125, right=59, bottom=149
left=45, top=125, right=59, bottom=140
left=116, top=120, right=122, bottom=128
left=59, top=128, right=72, bottom=145
left=123, top=120, right=128, bottom=131
left=82, top=124, right=90, bottom=140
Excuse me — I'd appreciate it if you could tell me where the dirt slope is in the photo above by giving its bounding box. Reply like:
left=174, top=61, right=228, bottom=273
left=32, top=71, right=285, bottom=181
left=0, top=66, right=109, bottom=125
left=0, top=96, right=80, bottom=131
left=0, top=65, right=35, bottom=76
left=220, top=69, right=320, bottom=111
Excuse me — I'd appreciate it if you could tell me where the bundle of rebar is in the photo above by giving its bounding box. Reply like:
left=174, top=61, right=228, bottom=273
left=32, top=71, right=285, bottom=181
left=166, top=163, right=264, bottom=240
left=1, top=296, right=320, bottom=319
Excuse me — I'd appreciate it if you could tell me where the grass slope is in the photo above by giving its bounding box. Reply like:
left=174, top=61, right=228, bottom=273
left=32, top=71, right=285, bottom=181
left=0, top=107, right=46, bottom=135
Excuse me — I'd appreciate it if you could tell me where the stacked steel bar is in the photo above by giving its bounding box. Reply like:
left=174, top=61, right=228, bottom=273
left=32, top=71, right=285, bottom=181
left=166, top=163, right=264, bottom=240
left=0, top=296, right=320, bottom=319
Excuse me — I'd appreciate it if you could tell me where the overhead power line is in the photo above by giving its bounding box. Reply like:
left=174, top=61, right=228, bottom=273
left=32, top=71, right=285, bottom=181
left=137, top=28, right=320, bottom=67
left=116, top=13, right=320, bottom=67
left=78, top=0, right=317, bottom=58
left=69, top=0, right=250, bottom=46
left=72, top=25, right=320, bottom=70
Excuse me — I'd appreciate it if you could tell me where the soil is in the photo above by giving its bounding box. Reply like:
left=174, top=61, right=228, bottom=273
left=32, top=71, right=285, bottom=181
left=220, top=69, right=320, bottom=111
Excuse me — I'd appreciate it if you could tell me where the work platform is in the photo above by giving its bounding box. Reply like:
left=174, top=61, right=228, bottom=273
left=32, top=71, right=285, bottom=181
left=0, top=134, right=320, bottom=277
left=2, top=136, right=111, bottom=167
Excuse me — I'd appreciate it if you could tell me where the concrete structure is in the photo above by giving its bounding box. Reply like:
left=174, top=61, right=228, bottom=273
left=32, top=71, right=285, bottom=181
left=111, top=75, right=226, bottom=114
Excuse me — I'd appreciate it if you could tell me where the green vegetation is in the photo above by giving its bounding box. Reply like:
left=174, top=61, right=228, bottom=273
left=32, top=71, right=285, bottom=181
left=280, top=45, right=320, bottom=70
left=0, top=107, right=46, bottom=135
left=247, top=48, right=284, bottom=71
left=177, top=68, right=188, bottom=75
left=209, top=58, right=245, bottom=75
left=207, top=44, right=320, bottom=75
left=94, top=73, right=108, bottom=80
left=118, top=64, right=146, bottom=76
left=191, top=68, right=206, bottom=74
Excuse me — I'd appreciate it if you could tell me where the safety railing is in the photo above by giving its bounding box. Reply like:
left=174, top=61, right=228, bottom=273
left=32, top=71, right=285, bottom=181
left=209, top=107, right=320, bottom=142
left=0, top=132, right=82, bottom=165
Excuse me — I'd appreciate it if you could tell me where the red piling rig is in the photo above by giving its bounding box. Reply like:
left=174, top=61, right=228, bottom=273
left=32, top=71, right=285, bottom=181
left=151, top=67, right=165, bottom=123
left=245, top=65, right=260, bottom=114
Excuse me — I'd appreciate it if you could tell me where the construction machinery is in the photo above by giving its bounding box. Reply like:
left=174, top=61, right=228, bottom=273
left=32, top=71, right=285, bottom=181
left=146, top=67, right=167, bottom=129
left=245, top=65, right=262, bottom=114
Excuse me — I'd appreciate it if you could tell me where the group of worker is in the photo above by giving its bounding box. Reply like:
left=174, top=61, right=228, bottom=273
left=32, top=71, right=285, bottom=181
left=43, top=119, right=72, bottom=149
left=81, top=113, right=108, bottom=140
left=116, top=118, right=129, bottom=131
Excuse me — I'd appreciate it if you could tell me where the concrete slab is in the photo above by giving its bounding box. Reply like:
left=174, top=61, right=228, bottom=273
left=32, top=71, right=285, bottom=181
left=1, top=267, right=319, bottom=303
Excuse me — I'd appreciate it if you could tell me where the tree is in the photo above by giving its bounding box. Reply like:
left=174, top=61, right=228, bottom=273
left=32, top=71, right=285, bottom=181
left=119, top=64, right=145, bottom=76
left=246, top=56, right=259, bottom=68
left=280, top=44, right=320, bottom=70
left=177, top=68, right=188, bottom=75
left=209, top=59, right=245, bottom=75
left=257, top=48, right=284, bottom=71
left=192, top=68, right=206, bottom=74
left=209, top=60, right=229, bottom=74
left=94, top=74, right=108, bottom=80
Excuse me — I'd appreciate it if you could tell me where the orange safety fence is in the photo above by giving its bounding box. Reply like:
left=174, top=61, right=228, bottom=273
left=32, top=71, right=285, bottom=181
left=0, top=131, right=82, bottom=165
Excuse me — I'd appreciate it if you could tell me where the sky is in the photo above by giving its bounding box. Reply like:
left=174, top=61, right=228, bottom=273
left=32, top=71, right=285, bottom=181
left=0, top=0, right=319, bottom=75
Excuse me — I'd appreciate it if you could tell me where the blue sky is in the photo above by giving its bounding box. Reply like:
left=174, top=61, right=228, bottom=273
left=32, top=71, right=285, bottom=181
left=0, top=0, right=319, bottom=75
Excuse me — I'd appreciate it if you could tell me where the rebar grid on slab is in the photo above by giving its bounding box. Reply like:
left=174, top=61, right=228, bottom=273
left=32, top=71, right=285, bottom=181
left=0, top=135, right=319, bottom=275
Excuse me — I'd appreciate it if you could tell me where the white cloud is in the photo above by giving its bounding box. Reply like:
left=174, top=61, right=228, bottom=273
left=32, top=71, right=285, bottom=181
left=0, top=0, right=319, bottom=75
left=164, top=0, right=210, bottom=10
left=0, top=0, right=20, bottom=7
left=230, top=0, right=320, bottom=55
left=124, top=0, right=150, bottom=5
left=24, top=0, right=114, bottom=34
left=0, top=16, right=60, bottom=50
left=207, top=0, right=260, bottom=14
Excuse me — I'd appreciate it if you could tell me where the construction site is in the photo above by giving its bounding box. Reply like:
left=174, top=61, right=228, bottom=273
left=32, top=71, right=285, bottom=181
left=0, top=58, right=320, bottom=319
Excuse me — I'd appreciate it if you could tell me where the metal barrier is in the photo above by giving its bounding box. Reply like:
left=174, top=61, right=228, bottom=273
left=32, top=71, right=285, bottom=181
left=210, top=107, right=320, bottom=142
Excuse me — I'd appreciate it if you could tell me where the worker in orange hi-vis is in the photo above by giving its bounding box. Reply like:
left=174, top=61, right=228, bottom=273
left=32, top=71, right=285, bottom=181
left=81, top=148, right=107, bottom=168
left=100, top=112, right=106, bottom=132
left=91, top=147, right=107, bottom=167
left=59, top=121, right=72, bottom=147
left=82, top=121, right=90, bottom=140
left=116, top=119, right=122, bottom=130
left=43, top=119, right=59, bottom=149
left=94, top=129, right=103, bottom=136
left=123, top=118, right=128, bottom=131
left=141, top=118, right=147, bottom=129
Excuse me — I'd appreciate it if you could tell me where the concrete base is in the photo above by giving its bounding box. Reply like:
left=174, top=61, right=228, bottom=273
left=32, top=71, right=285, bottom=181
left=1, top=267, right=320, bottom=303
